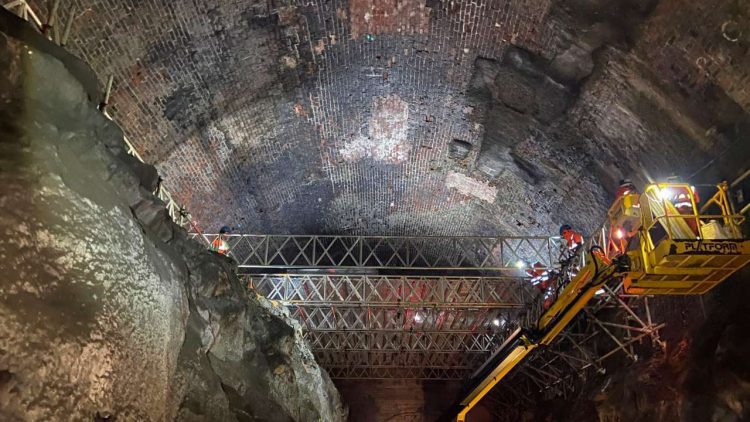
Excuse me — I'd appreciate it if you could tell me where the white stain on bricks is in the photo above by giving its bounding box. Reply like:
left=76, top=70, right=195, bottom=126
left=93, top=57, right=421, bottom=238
left=446, top=171, right=498, bottom=203
left=340, top=95, right=410, bottom=163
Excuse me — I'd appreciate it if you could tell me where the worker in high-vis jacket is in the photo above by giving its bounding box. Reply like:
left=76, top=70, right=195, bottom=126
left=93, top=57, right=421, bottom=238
left=525, top=262, right=559, bottom=309
left=614, top=179, right=637, bottom=199
left=670, top=186, right=701, bottom=236
left=560, top=224, right=583, bottom=251
left=210, top=226, right=232, bottom=255
left=608, top=179, right=640, bottom=255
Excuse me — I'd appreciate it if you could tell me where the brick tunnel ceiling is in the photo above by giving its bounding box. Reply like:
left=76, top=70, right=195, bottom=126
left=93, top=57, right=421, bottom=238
left=53, top=0, right=750, bottom=236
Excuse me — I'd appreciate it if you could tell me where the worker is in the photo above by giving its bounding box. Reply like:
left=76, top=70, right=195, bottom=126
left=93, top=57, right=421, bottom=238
left=526, top=262, right=550, bottom=291
left=524, top=261, right=562, bottom=306
left=614, top=179, right=637, bottom=199
left=608, top=180, right=639, bottom=256
left=669, top=186, right=700, bottom=236
left=672, top=186, right=700, bottom=210
left=524, top=261, right=558, bottom=308
left=560, top=224, right=584, bottom=251
left=210, top=226, right=232, bottom=255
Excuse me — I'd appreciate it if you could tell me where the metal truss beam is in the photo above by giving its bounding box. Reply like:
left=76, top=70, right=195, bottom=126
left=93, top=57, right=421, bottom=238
left=314, top=350, right=488, bottom=369
left=304, top=331, right=501, bottom=353
left=245, top=273, right=527, bottom=379
left=326, top=366, right=474, bottom=380
left=248, top=274, right=531, bottom=307
left=193, top=234, right=562, bottom=271
left=289, top=306, right=516, bottom=332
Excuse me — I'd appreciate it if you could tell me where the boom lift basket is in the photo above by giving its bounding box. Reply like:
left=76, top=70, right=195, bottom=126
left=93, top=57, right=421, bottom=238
left=624, top=182, right=750, bottom=294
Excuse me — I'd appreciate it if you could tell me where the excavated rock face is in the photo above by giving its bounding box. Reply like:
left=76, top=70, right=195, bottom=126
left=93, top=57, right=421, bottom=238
left=0, top=15, right=345, bottom=422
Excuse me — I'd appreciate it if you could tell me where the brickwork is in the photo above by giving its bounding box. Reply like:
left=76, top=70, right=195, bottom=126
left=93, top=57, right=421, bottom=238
left=348, top=0, right=430, bottom=39
left=24, top=0, right=559, bottom=236
left=24, top=0, right=749, bottom=240
left=636, top=0, right=750, bottom=112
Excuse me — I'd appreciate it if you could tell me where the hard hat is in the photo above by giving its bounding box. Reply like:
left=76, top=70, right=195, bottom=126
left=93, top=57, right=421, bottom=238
left=219, top=226, right=231, bottom=234
left=559, top=224, right=572, bottom=236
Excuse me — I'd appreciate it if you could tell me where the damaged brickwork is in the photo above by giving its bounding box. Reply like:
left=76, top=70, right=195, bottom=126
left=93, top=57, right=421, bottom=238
left=445, top=171, right=498, bottom=203
left=348, top=0, right=431, bottom=39
left=340, top=94, right=410, bottom=163
left=21, top=0, right=749, bottom=241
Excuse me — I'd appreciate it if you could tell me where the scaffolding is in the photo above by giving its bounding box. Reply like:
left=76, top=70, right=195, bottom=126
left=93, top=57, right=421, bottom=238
left=203, top=234, right=668, bottom=383
left=486, top=279, right=667, bottom=415
left=249, top=274, right=531, bottom=307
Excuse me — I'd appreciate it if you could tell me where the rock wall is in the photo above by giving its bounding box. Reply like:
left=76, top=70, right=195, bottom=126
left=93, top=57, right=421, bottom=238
left=0, top=14, right=345, bottom=422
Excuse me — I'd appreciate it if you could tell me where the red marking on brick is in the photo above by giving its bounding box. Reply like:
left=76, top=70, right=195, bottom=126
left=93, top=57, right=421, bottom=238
left=349, top=0, right=431, bottom=39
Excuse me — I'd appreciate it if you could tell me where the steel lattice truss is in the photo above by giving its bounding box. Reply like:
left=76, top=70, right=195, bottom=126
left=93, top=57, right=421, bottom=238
left=249, top=274, right=531, bottom=307
left=202, top=233, right=667, bottom=383
left=327, top=367, right=471, bottom=380
left=242, top=274, right=527, bottom=379
left=315, top=350, right=488, bottom=368
left=486, top=279, right=666, bottom=419
left=326, top=366, right=475, bottom=380
left=303, top=331, right=501, bottom=353
left=290, top=306, right=507, bottom=332
left=193, top=234, right=563, bottom=271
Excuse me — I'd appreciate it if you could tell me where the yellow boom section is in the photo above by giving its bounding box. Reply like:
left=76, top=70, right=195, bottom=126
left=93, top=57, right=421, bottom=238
left=538, top=255, right=618, bottom=344
left=452, top=180, right=750, bottom=421
left=455, top=251, right=619, bottom=420
left=456, top=339, right=536, bottom=421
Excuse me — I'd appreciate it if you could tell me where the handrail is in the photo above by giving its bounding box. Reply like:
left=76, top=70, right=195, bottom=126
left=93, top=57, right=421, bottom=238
left=192, top=233, right=564, bottom=272
left=108, top=110, right=192, bottom=227
left=3, top=0, right=76, bottom=45
left=3, top=0, right=42, bottom=29
left=731, top=169, right=750, bottom=216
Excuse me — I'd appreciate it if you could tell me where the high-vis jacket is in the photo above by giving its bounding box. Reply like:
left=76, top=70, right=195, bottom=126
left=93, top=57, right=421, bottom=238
left=210, top=237, right=230, bottom=255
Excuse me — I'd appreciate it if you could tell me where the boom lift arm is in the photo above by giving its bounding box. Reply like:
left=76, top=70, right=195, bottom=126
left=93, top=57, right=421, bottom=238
left=453, top=249, right=627, bottom=421
left=448, top=181, right=750, bottom=421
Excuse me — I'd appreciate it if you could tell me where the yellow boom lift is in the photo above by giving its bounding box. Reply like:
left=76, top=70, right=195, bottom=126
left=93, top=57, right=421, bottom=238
left=452, top=181, right=750, bottom=421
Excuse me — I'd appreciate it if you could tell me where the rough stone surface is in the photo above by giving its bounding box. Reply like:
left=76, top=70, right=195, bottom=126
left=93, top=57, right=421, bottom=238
left=0, top=19, right=345, bottom=422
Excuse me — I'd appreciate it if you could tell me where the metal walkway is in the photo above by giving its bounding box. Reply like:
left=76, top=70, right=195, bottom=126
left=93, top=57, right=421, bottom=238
left=189, top=234, right=562, bottom=272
